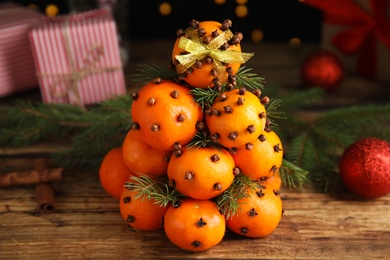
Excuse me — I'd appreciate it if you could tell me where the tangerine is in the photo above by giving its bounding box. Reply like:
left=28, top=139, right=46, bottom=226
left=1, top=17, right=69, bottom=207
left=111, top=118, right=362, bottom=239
left=167, top=146, right=236, bottom=200
left=259, top=170, right=282, bottom=192
left=226, top=187, right=283, bottom=238
left=99, top=147, right=135, bottom=200
left=119, top=179, right=169, bottom=231
left=122, top=128, right=172, bottom=177
left=205, top=88, right=267, bottom=149
left=163, top=198, right=226, bottom=252
left=131, top=80, right=203, bottom=151
left=172, top=19, right=246, bottom=89
left=231, top=129, right=283, bottom=180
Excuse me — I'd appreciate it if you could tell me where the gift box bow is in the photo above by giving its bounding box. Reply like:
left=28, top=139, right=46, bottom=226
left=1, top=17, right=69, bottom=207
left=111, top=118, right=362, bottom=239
left=303, top=0, right=390, bottom=78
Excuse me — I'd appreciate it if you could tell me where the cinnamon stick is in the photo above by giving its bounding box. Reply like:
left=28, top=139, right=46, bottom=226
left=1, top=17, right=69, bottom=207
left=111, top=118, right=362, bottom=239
left=36, top=182, right=56, bottom=213
left=34, top=158, right=56, bottom=214
left=0, top=168, right=63, bottom=187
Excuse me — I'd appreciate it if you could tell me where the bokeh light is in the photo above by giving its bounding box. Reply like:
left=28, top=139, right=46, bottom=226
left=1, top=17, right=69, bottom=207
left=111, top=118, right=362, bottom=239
left=235, top=4, right=248, bottom=18
left=45, top=4, right=59, bottom=17
left=289, top=37, right=302, bottom=47
left=214, top=0, right=226, bottom=5
left=159, top=2, right=172, bottom=16
left=251, top=29, right=263, bottom=43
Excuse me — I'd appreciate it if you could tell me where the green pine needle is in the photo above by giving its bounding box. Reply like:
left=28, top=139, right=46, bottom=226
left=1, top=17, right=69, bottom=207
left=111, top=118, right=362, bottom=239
left=279, top=101, right=390, bottom=192
left=126, top=175, right=184, bottom=207
left=190, top=87, right=221, bottom=111
left=0, top=95, right=133, bottom=171
left=215, top=174, right=260, bottom=220
left=131, top=63, right=178, bottom=86
left=186, top=131, right=222, bottom=151
left=235, top=66, right=266, bottom=91
left=280, top=87, right=326, bottom=110
left=265, top=98, right=287, bottom=127
left=279, top=159, right=309, bottom=190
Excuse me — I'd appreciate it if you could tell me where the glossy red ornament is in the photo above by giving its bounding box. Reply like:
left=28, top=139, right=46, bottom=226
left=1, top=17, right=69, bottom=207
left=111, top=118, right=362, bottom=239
left=339, top=137, right=390, bottom=199
left=300, top=50, right=344, bottom=92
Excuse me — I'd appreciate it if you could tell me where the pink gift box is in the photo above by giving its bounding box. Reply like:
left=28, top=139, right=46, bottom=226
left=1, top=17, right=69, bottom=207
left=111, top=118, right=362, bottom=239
left=29, top=8, right=126, bottom=105
left=0, top=2, right=43, bottom=97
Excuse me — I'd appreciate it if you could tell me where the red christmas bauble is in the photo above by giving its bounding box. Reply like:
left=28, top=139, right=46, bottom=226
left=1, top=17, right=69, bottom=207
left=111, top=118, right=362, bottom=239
left=339, top=137, right=390, bottom=199
left=300, top=50, right=344, bottom=92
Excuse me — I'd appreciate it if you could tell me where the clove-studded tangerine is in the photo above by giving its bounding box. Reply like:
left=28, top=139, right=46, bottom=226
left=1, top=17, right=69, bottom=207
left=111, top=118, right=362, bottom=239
left=226, top=187, right=283, bottom=238
left=119, top=179, right=169, bottom=231
left=172, top=19, right=253, bottom=89
left=231, top=129, right=284, bottom=180
left=131, top=79, right=204, bottom=151
left=163, top=198, right=226, bottom=252
left=167, top=145, right=235, bottom=200
left=205, top=88, right=267, bottom=149
left=259, top=170, right=283, bottom=192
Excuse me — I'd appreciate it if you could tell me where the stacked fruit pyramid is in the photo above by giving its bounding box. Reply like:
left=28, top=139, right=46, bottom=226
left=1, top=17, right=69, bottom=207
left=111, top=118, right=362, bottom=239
left=99, top=19, right=284, bottom=252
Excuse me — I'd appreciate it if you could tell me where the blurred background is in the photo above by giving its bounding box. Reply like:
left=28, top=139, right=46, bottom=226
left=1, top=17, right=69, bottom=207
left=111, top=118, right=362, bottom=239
left=3, top=0, right=323, bottom=44
left=1, top=0, right=389, bottom=103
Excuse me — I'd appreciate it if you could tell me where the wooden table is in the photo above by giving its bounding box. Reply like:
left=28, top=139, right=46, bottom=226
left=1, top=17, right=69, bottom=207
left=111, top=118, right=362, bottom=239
left=1, top=40, right=390, bottom=259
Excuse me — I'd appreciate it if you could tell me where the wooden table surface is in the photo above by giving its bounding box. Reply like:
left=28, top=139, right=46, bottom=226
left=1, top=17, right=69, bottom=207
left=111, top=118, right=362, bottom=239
left=1, top=40, right=390, bottom=259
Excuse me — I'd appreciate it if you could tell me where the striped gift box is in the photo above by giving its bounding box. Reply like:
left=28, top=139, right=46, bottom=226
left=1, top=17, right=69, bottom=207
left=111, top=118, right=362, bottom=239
left=0, top=2, right=43, bottom=97
left=29, top=8, right=126, bottom=106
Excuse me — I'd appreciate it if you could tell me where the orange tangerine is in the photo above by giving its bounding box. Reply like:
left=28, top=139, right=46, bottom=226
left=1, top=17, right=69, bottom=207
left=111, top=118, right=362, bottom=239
left=99, top=147, right=135, bottom=200
left=231, top=129, right=284, bottom=180
left=164, top=198, right=226, bottom=252
left=172, top=19, right=245, bottom=89
left=119, top=180, right=169, bottom=231
left=131, top=80, right=204, bottom=151
left=205, top=88, right=266, bottom=149
left=167, top=146, right=236, bottom=200
left=226, top=187, right=283, bottom=238
left=122, top=128, right=172, bottom=177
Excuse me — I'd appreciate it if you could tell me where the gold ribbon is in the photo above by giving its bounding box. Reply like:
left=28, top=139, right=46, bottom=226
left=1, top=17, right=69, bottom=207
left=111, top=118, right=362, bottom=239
left=175, top=27, right=254, bottom=82
left=37, top=17, right=121, bottom=107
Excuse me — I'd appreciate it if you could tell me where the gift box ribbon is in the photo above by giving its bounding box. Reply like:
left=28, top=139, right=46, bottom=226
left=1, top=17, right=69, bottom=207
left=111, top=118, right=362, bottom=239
left=37, top=17, right=122, bottom=107
left=303, top=0, right=390, bottom=78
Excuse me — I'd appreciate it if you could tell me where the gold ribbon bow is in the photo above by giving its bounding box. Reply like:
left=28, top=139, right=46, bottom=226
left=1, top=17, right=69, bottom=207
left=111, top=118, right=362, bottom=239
left=175, top=27, right=254, bottom=82
left=37, top=17, right=121, bottom=107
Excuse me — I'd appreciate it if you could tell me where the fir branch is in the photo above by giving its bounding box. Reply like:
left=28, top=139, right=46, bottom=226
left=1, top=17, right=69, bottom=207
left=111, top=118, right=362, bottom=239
left=279, top=102, right=390, bottom=192
left=265, top=98, right=287, bottom=127
left=126, top=175, right=184, bottom=207
left=315, top=102, right=390, bottom=143
left=235, top=66, right=266, bottom=91
left=186, top=131, right=222, bottom=151
left=131, top=63, right=177, bottom=86
left=279, top=159, right=309, bottom=190
left=0, top=100, right=90, bottom=146
left=215, top=174, right=260, bottom=220
left=0, top=95, right=133, bottom=171
left=279, top=87, right=326, bottom=110
left=190, top=87, right=221, bottom=111
left=306, top=157, right=342, bottom=193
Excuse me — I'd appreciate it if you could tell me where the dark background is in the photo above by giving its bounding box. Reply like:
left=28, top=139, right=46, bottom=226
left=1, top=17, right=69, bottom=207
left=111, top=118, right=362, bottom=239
left=126, top=0, right=322, bottom=42
left=3, top=0, right=322, bottom=43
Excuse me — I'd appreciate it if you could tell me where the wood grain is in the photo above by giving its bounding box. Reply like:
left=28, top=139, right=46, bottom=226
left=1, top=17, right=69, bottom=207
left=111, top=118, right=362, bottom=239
left=1, top=160, right=389, bottom=259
